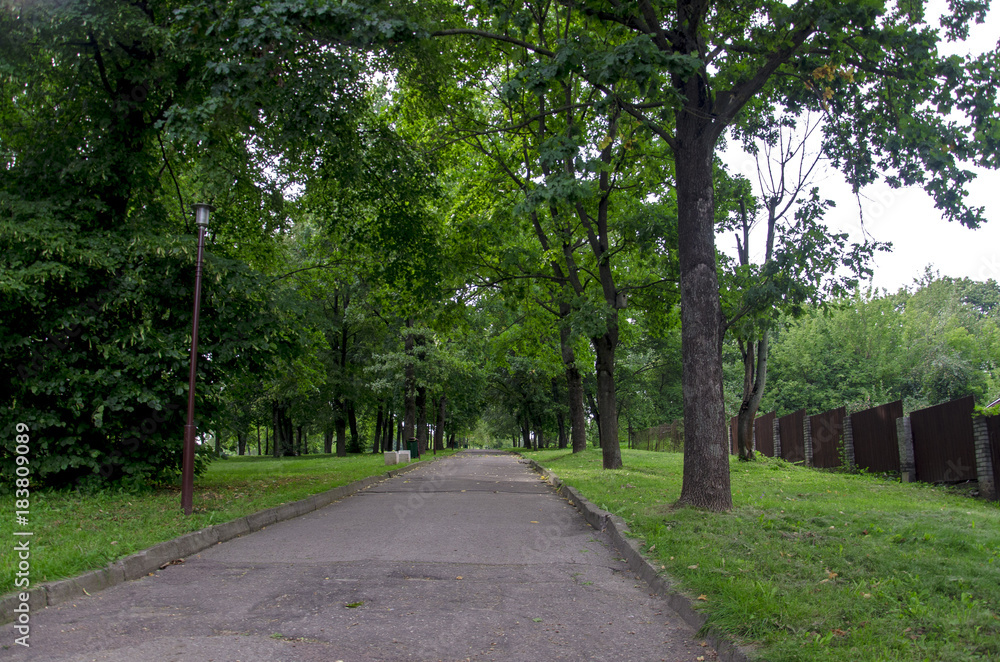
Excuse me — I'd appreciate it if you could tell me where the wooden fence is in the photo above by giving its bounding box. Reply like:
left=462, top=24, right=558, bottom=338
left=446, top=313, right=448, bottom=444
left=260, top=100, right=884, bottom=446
left=636, top=394, right=1000, bottom=501
left=778, top=409, right=806, bottom=463
left=850, top=400, right=902, bottom=473
left=810, top=406, right=845, bottom=468
left=909, top=395, right=976, bottom=482
left=755, top=411, right=776, bottom=457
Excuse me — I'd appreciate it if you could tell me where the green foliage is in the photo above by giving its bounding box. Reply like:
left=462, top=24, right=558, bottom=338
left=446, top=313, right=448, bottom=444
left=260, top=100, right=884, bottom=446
left=761, top=273, right=1000, bottom=415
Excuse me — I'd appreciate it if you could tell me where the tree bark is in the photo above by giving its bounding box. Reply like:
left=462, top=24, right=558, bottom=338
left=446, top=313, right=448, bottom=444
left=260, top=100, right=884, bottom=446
left=434, top=395, right=446, bottom=452
left=373, top=404, right=384, bottom=453
left=674, top=117, right=732, bottom=511
left=586, top=390, right=600, bottom=447
left=335, top=410, right=347, bottom=457
left=324, top=426, right=333, bottom=454
left=592, top=328, right=622, bottom=468
left=560, top=324, right=588, bottom=453
left=348, top=402, right=359, bottom=453
left=416, top=385, right=428, bottom=455
left=404, top=322, right=416, bottom=445
left=736, top=331, right=769, bottom=460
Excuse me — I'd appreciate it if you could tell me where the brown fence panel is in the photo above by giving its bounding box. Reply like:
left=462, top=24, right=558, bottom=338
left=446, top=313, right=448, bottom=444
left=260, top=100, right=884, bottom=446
left=778, top=409, right=806, bottom=463
left=850, top=400, right=903, bottom=473
left=910, top=395, right=976, bottom=482
left=810, top=407, right=845, bottom=468
left=755, top=411, right=776, bottom=457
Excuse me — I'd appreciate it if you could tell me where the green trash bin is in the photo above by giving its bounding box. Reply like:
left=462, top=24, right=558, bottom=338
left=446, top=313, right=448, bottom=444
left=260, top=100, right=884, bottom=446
left=407, top=439, right=419, bottom=459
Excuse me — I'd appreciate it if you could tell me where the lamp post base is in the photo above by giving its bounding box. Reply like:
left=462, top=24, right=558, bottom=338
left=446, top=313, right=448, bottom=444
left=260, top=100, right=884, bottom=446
left=181, top=424, right=196, bottom=515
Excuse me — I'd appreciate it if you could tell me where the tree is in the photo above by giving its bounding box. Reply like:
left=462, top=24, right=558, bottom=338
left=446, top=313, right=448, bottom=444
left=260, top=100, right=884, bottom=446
left=0, top=0, right=419, bottom=486
left=717, top=116, right=887, bottom=460
left=429, top=0, right=999, bottom=509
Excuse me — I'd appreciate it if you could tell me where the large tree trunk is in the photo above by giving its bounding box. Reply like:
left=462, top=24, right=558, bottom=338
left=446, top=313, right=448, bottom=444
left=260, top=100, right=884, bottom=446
left=404, top=323, right=416, bottom=445
left=271, top=402, right=282, bottom=458
left=237, top=431, right=246, bottom=456
left=324, top=426, right=333, bottom=454
left=348, top=402, right=359, bottom=453
left=560, top=324, right=588, bottom=453
left=434, top=395, right=446, bottom=452
left=592, top=327, right=622, bottom=469
left=335, top=407, right=347, bottom=457
left=384, top=410, right=394, bottom=452
left=373, top=404, right=383, bottom=453
left=416, top=385, right=428, bottom=455
left=674, top=119, right=732, bottom=511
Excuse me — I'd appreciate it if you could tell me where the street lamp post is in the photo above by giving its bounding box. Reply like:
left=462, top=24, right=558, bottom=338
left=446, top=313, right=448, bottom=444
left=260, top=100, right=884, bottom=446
left=182, top=203, right=213, bottom=515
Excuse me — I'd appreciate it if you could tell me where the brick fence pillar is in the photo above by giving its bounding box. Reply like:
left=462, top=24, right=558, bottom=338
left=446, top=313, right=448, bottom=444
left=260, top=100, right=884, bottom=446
left=773, top=417, right=781, bottom=459
left=973, top=417, right=996, bottom=501
left=896, top=416, right=916, bottom=482
left=803, top=416, right=813, bottom=467
left=843, top=415, right=856, bottom=471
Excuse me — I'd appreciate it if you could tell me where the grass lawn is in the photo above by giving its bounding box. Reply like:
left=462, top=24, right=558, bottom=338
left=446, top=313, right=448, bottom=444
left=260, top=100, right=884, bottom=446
left=0, top=451, right=453, bottom=596
left=529, top=448, right=1000, bottom=662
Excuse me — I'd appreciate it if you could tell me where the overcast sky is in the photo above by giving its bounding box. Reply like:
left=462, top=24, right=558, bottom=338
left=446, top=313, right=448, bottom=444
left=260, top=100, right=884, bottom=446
left=719, top=2, right=1000, bottom=293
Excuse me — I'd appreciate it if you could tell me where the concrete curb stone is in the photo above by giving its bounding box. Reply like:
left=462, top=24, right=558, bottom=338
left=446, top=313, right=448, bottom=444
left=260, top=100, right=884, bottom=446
left=523, top=455, right=760, bottom=662
left=0, top=456, right=439, bottom=625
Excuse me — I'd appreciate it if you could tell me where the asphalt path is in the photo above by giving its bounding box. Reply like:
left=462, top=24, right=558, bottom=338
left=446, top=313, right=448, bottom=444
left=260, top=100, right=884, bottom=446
left=3, top=450, right=718, bottom=662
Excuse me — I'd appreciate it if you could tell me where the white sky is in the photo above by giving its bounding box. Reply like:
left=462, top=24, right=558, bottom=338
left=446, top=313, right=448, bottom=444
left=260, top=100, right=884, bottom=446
left=719, top=1, right=1000, bottom=293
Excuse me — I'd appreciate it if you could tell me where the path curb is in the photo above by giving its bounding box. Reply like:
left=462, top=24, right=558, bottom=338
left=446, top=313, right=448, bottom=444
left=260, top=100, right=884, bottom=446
left=523, top=456, right=760, bottom=662
left=0, top=459, right=428, bottom=625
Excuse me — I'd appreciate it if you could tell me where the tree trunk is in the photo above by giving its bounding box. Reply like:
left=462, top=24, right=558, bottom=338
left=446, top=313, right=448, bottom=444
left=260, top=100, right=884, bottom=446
left=256, top=425, right=261, bottom=456
left=592, top=328, right=622, bottom=468
left=237, top=432, right=246, bottom=456
left=737, top=331, right=769, bottom=460
left=521, top=421, right=531, bottom=449
left=324, top=427, right=333, bottom=454
left=335, top=408, right=347, bottom=457
left=416, top=385, right=428, bottom=455
left=675, top=118, right=732, bottom=511
left=373, top=404, right=384, bottom=453
left=215, top=430, right=222, bottom=455
left=434, top=395, right=446, bottom=452
left=348, top=402, right=359, bottom=453
left=272, top=402, right=281, bottom=458
left=404, top=323, right=416, bottom=445
left=586, top=390, right=600, bottom=448
left=264, top=424, right=269, bottom=456
left=448, top=431, right=456, bottom=449
left=384, top=410, right=394, bottom=452
left=560, top=319, right=588, bottom=453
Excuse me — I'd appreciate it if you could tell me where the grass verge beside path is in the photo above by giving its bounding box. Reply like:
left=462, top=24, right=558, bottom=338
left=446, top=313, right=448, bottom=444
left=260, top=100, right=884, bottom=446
left=0, top=452, right=453, bottom=596
left=529, top=448, right=1000, bottom=662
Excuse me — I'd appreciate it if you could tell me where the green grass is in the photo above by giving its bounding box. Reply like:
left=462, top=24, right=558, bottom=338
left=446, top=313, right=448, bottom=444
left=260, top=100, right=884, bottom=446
left=0, top=451, right=453, bottom=596
left=528, top=448, right=1000, bottom=662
